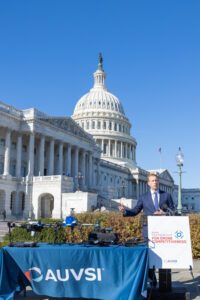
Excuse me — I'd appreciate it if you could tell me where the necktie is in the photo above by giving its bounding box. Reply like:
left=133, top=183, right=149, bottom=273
left=154, top=192, right=159, bottom=210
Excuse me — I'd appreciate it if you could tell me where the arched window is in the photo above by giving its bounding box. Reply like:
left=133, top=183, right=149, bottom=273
left=103, top=143, right=107, bottom=154
left=10, top=194, right=13, bottom=210
left=0, top=139, right=5, bottom=147
left=21, top=193, right=25, bottom=211
left=0, top=162, right=4, bottom=174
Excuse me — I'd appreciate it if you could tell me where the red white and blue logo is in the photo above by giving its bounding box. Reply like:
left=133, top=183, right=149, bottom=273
left=25, top=267, right=43, bottom=282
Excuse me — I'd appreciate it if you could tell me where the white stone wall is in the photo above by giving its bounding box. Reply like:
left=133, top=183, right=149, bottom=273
left=32, top=176, right=74, bottom=219
left=62, top=191, right=97, bottom=216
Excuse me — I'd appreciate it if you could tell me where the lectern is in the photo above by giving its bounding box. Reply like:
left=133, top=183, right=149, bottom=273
left=148, top=216, right=193, bottom=299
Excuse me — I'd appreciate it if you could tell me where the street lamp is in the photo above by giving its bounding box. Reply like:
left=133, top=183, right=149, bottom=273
left=176, top=147, right=184, bottom=215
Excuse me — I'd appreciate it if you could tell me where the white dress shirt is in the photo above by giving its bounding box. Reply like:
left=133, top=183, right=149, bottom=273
left=150, top=190, right=160, bottom=207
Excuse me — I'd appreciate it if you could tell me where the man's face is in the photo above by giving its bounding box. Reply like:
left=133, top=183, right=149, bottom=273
left=148, top=175, right=159, bottom=191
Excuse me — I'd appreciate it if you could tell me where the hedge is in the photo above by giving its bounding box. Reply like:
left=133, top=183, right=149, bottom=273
left=1, top=212, right=200, bottom=258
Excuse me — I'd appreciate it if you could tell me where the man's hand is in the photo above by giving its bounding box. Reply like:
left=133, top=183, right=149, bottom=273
left=154, top=209, right=166, bottom=215
left=118, top=205, right=125, bottom=213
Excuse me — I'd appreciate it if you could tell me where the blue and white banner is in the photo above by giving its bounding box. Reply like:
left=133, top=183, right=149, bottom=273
left=0, top=244, right=148, bottom=300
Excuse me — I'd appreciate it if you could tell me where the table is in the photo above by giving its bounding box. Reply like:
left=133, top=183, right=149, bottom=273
left=0, top=243, right=148, bottom=300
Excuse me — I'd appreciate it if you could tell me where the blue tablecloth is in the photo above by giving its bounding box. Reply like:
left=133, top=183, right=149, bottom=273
left=0, top=243, right=148, bottom=300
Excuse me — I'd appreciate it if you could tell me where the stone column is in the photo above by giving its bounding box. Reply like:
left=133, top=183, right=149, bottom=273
left=39, top=136, right=45, bottom=176
left=125, top=143, right=128, bottom=158
left=81, top=150, right=86, bottom=188
left=101, top=139, right=104, bottom=153
left=115, top=140, right=117, bottom=157
left=131, top=146, right=134, bottom=160
left=121, top=142, right=123, bottom=158
left=108, top=139, right=111, bottom=156
left=136, top=179, right=139, bottom=199
left=101, top=120, right=103, bottom=130
left=66, top=144, right=71, bottom=176
left=64, top=147, right=67, bottom=175
left=49, top=139, right=55, bottom=175
left=88, top=152, right=93, bottom=188
left=74, top=147, right=79, bottom=188
left=112, top=121, right=115, bottom=131
left=27, top=133, right=35, bottom=177
left=58, top=142, right=63, bottom=175
left=16, top=134, right=22, bottom=177
left=128, top=144, right=130, bottom=158
left=96, top=159, right=100, bottom=187
left=107, top=120, right=109, bottom=130
left=3, top=129, right=11, bottom=176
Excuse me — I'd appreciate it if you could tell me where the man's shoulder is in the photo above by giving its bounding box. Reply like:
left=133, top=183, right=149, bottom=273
left=159, top=190, right=171, bottom=197
left=140, top=191, right=150, bottom=199
left=159, top=189, right=166, bottom=194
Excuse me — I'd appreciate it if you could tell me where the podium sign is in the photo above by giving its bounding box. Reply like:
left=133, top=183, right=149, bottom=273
left=148, top=216, right=193, bottom=269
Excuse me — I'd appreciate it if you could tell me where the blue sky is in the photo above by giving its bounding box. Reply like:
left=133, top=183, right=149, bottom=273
left=0, top=0, right=199, bottom=188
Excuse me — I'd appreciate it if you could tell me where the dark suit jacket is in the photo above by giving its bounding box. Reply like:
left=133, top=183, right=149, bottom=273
left=124, top=189, right=175, bottom=217
left=124, top=190, right=174, bottom=239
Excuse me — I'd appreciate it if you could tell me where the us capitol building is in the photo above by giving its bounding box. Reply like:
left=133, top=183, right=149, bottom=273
left=0, top=55, right=188, bottom=220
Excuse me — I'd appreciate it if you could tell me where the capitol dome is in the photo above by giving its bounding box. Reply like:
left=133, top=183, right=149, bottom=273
left=74, top=89, right=125, bottom=116
left=73, top=54, right=125, bottom=117
left=72, top=54, right=137, bottom=167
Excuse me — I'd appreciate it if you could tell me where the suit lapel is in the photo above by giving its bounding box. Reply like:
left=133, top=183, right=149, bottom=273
left=148, top=191, right=155, bottom=211
left=159, top=190, right=165, bottom=208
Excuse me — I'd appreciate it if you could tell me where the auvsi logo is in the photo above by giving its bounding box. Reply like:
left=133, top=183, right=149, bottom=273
left=174, top=230, right=184, bottom=239
left=25, top=267, right=104, bottom=282
left=25, top=267, right=43, bottom=282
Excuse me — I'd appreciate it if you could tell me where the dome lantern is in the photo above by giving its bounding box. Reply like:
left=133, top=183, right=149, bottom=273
left=92, top=53, right=106, bottom=91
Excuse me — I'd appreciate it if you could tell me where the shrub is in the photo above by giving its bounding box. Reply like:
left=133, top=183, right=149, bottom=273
left=1, top=213, right=200, bottom=258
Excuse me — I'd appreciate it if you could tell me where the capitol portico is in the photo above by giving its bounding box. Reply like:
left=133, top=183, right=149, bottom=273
left=0, top=55, right=176, bottom=220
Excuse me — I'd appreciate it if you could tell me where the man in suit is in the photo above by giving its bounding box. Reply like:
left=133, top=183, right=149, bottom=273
left=119, top=172, right=174, bottom=228
left=119, top=172, right=175, bottom=287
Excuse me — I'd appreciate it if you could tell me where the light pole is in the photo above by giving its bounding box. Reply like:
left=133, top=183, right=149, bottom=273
left=176, top=147, right=184, bottom=215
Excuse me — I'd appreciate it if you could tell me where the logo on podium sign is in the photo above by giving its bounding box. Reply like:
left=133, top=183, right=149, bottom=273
left=148, top=216, right=193, bottom=269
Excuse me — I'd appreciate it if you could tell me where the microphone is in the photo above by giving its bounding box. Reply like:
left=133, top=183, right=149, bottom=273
left=161, top=204, right=175, bottom=216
